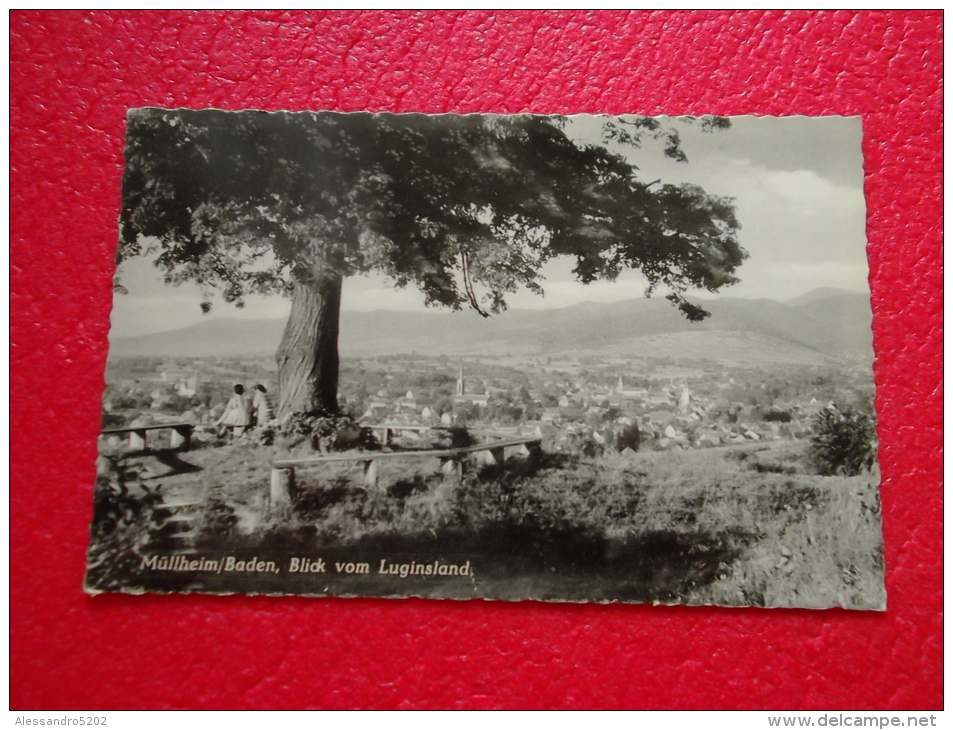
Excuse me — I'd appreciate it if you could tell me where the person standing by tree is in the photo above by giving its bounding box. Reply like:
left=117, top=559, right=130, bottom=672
left=216, top=384, right=252, bottom=439
left=252, top=384, right=273, bottom=427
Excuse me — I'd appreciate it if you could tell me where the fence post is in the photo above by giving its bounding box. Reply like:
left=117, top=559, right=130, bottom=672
left=170, top=425, right=192, bottom=451
left=363, top=459, right=378, bottom=489
left=440, top=457, right=463, bottom=485
left=527, top=441, right=542, bottom=466
left=271, top=466, right=294, bottom=509
left=129, top=429, right=147, bottom=451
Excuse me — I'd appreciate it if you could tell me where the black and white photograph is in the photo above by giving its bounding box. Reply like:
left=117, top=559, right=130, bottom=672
left=86, top=110, right=884, bottom=610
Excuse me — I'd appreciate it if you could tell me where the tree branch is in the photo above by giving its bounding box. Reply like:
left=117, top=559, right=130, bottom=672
left=461, top=251, right=491, bottom=318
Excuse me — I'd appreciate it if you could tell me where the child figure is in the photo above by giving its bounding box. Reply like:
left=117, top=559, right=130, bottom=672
left=216, top=384, right=252, bottom=438
left=252, top=384, right=273, bottom=427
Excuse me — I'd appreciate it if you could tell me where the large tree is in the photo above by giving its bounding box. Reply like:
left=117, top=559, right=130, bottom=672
left=119, top=110, right=745, bottom=417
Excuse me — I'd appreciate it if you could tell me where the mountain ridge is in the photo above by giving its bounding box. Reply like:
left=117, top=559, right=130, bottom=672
left=108, top=288, right=873, bottom=365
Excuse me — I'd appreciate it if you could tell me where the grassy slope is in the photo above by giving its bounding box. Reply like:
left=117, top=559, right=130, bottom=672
left=618, top=446, right=884, bottom=609
left=87, top=437, right=885, bottom=610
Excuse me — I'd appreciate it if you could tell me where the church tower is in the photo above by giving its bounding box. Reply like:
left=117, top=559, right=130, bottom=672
left=678, top=385, right=691, bottom=413
left=456, top=364, right=465, bottom=396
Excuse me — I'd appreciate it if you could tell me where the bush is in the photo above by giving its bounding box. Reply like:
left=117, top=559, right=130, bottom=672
left=808, top=406, right=876, bottom=476
left=200, top=499, right=239, bottom=541
left=277, top=413, right=378, bottom=452
left=255, top=426, right=276, bottom=446
left=101, top=412, right=127, bottom=429
left=616, top=423, right=642, bottom=452
left=85, top=478, right=165, bottom=590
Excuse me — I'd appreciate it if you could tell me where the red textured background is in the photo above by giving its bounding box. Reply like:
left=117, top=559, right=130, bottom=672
left=10, top=11, right=942, bottom=710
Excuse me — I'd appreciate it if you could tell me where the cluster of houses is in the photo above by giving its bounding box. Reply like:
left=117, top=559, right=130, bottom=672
left=102, top=375, right=197, bottom=417
left=102, top=367, right=264, bottom=430
left=103, top=358, right=855, bottom=455
left=361, top=366, right=491, bottom=423
left=357, top=365, right=837, bottom=454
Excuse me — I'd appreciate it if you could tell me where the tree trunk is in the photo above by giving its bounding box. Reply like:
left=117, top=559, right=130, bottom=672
left=276, top=270, right=343, bottom=418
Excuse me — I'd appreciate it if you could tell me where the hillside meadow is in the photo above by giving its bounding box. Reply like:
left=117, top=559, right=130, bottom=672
left=86, top=434, right=884, bottom=610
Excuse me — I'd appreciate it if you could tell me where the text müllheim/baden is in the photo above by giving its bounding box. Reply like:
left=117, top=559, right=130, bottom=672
left=139, top=554, right=473, bottom=578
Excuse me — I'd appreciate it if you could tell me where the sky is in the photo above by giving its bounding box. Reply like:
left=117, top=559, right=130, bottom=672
left=110, top=115, right=868, bottom=338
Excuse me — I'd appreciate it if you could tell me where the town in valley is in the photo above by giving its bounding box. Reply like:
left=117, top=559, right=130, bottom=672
left=102, top=334, right=874, bottom=459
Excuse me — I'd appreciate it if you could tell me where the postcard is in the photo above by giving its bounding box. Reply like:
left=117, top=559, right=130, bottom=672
left=86, top=110, right=884, bottom=609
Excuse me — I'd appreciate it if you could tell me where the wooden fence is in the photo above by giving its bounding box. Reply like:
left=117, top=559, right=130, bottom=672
left=269, top=436, right=541, bottom=509
left=100, top=423, right=193, bottom=452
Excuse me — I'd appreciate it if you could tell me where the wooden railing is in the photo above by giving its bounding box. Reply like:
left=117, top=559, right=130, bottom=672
left=362, top=423, right=447, bottom=446
left=269, top=436, right=541, bottom=509
left=100, top=423, right=193, bottom=452
left=361, top=423, right=529, bottom=445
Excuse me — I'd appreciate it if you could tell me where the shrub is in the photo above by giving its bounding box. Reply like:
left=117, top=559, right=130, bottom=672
left=808, top=406, right=876, bottom=476
left=255, top=426, right=276, bottom=446
left=101, top=412, right=127, bottom=429
left=616, top=423, right=642, bottom=452
left=277, top=413, right=378, bottom=452
left=85, top=479, right=165, bottom=589
left=200, top=499, right=239, bottom=540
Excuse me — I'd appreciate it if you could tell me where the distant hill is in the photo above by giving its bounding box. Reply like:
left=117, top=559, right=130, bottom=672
left=110, top=317, right=285, bottom=358
left=788, top=292, right=876, bottom=355
left=786, top=287, right=854, bottom=306
left=108, top=288, right=874, bottom=366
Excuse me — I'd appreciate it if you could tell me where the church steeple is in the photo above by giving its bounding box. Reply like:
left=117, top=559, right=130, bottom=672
left=456, top=364, right=465, bottom=396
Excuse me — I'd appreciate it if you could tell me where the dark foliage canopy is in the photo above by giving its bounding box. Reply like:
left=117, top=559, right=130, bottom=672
left=120, top=109, right=745, bottom=320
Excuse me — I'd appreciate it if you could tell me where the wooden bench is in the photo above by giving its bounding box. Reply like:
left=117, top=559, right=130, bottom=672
left=270, top=436, right=542, bottom=508
left=100, top=423, right=194, bottom=452
left=362, top=424, right=529, bottom=446
left=362, top=423, right=446, bottom=446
